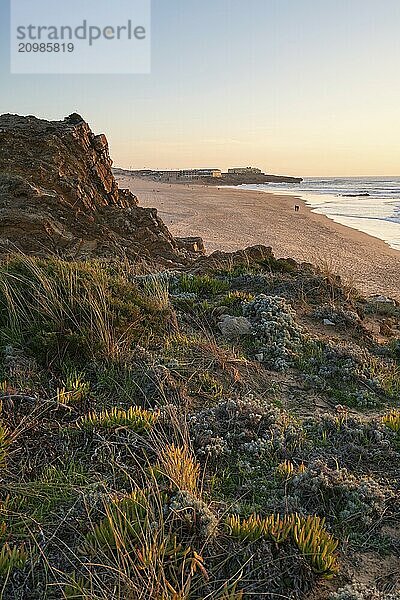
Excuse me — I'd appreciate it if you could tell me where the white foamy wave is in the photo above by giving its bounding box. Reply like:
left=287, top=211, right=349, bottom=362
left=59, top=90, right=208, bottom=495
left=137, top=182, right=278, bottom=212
left=238, top=177, right=400, bottom=251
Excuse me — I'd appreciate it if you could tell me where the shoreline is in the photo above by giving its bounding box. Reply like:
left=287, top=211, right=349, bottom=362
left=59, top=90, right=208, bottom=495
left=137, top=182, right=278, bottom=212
left=226, top=183, right=400, bottom=253
left=115, top=175, right=400, bottom=300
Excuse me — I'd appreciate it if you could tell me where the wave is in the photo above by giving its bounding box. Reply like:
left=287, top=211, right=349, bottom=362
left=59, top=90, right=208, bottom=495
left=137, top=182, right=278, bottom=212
left=240, top=177, right=400, bottom=251
left=315, top=212, right=400, bottom=225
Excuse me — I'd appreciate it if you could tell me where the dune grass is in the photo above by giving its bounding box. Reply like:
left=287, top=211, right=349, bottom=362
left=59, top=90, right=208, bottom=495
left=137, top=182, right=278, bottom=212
left=0, top=255, right=172, bottom=365
left=0, top=252, right=399, bottom=598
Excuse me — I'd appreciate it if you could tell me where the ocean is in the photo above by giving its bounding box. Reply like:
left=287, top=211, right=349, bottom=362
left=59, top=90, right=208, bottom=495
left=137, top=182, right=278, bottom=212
left=239, top=177, right=400, bottom=251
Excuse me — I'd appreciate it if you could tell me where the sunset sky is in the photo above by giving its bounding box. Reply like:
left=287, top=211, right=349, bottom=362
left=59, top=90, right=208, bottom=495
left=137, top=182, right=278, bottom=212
left=1, top=0, right=400, bottom=176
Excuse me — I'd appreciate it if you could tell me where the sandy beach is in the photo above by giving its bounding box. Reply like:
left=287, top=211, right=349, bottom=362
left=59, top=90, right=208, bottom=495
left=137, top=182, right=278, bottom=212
left=116, top=175, right=400, bottom=300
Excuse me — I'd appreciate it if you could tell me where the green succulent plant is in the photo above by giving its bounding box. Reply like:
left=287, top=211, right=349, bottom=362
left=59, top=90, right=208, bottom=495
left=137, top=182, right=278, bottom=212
left=292, top=514, right=339, bottom=579
left=81, top=490, right=148, bottom=555
left=0, top=522, right=28, bottom=577
left=382, top=409, right=400, bottom=433
left=226, top=513, right=265, bottom=542
left=57, top=371, right=90, bottom=405
left=226, top=512, right=339, bottom=579
left=78, top=405, right=158, bottom=432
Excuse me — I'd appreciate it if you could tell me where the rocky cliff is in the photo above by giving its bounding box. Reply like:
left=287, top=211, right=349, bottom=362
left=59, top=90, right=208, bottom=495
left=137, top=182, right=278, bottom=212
left=0, top=113, right=192, bottom=263
left=204, top=172, right=303, bottom=185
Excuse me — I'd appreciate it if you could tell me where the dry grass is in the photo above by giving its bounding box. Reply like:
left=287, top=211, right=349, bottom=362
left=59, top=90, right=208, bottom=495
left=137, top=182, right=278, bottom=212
left=0, top=254, right=169, bottom=364
left=310, top=253, right=360, bottom=302
left=156, top=444, right=201, bottom=496
left=142, top=273, right=171, bottom=310
left=0, top=256, right=126, bottom=360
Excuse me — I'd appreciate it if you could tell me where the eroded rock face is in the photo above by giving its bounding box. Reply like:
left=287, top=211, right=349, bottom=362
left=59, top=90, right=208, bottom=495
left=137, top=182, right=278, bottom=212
left=0, top=113, right=190, bottom=263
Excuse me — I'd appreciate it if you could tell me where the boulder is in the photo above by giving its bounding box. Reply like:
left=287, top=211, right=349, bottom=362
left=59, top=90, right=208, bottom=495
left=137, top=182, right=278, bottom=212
left=175, top=236, right=206, bottom=254
left=218, top=315, right=252, bottom=339
left=323, top=319, right=336, bottom=326
left=367, top=295, right=397, bottom=306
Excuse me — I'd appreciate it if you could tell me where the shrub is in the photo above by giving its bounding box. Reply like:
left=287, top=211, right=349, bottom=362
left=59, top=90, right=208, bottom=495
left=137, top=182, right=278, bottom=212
left=301, top=341, right=364, bottom=387
left=189, top=398, right=307, bottom=509
left=167, top=490, right=218, bottom=540
left=288, top=460, right=390, bottom=531
left=303, top=412, right=399, bottom=469
left=312, top=304, right=361, bottom=328
left=260, top=256, right=298, bottom=274
left=300, top=340, right=399, bottom=405
left=189, top=398, right=306, bottom=463
left=177, top=274, right=230, bottom=296
left=243, top=295, right=304, bottom=370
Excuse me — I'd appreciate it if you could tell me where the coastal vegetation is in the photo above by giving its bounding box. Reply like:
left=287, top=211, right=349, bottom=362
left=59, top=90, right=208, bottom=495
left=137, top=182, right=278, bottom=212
left=0, top=251, right=399, bottom=599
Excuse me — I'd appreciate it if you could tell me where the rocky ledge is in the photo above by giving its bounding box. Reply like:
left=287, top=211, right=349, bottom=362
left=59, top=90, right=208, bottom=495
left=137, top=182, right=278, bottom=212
left=0, top=113, right=202, bottom=264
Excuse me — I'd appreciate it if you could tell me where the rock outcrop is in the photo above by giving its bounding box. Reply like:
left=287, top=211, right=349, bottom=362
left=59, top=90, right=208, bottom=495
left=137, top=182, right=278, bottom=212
left=0, top=113, right=194, bottom=264
left=175, top=236, right=206, bottom=254
left=202, top=173, right=303, bottom=185
left=189, top=244, right=274, bottom=273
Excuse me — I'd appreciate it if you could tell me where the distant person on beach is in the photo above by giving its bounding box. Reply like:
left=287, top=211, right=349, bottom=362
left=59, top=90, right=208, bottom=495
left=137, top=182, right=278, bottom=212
left=294, top=205, right=300, bottom=212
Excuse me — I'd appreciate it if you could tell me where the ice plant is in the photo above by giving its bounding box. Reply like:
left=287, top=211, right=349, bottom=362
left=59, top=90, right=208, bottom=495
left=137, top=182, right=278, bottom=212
left=225, top=514, right=265, bottom=542
left=79, top=405, right=158, bottom=432
left=226, top=513, right=339, bottom=579
left=292, top=514, right=339, bottom=579
left=382, top=409, right=400, bottom=433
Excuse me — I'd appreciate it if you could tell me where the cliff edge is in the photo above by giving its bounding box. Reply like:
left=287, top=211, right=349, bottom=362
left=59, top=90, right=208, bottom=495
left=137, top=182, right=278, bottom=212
left=0, top=113, right=193, bottom=263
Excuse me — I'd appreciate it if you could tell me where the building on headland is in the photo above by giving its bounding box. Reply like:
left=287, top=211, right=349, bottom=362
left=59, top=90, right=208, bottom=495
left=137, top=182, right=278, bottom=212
left=179, top=169, right=222, bottom=179
left=228, top=167, right=263, bottom=175
left=114, top=166, right=302, bottom=184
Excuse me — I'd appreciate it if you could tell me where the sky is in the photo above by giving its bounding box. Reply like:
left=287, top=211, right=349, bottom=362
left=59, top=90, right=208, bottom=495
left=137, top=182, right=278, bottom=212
left=1, top=0, right=400, bottom=176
